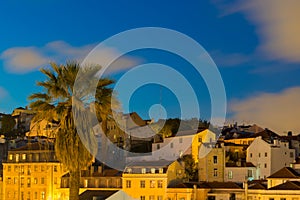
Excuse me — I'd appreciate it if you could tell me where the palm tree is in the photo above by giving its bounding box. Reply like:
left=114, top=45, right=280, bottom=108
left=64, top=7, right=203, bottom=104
left=29, top=62, right=115, bottom=200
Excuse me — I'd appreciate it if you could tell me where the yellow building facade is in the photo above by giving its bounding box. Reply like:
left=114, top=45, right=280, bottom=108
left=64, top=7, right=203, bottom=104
left=122, top=160, right=184, bottom=200
left=2, top=142, right=65, bottom=200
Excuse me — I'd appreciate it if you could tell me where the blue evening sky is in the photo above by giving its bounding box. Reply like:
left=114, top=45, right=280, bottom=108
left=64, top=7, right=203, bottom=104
left=1, top=0, right=300, bottom=133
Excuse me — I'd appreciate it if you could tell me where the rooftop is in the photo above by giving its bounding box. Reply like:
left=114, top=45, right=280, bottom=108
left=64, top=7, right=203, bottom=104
left=268, top=167, right=300, bottom=179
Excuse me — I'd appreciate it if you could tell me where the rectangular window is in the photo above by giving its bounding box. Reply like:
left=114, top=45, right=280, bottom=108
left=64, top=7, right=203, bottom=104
left=34, top=178, right=38, bottom=184
left=34, top=192, right=38, bottom=199
left=248, top=170, right=253, bottom=178
left=126, top=180, right=131, bottom=188
left=21, top=177, right=24, bottom=187
left=8, top=166, right=11, bottom=172
left=250, top=153, right=252, bottom=158
left=290, top=152, right=294, bottom=158
left=157, top=144, right=160, bottom=150
left=140, top=180, right=145, bottom=188
left=140, top=196, right=145, bottom=200
left=16, top=154, right=19, bottom=162
left=7, top=177, right=11, bottom=184
left=213, top=156, right=217, bottom=164
left=258, top=153, right=261, bottom=157
left=157, top=196, right=163, bottom=200
left=265, top=163, right=267, bottom=168
left=14, top=177, right=18, bottom=184
left=213, top=168, right=218, bottom=177
left=150, top=196, right=155, bottom=200
left=9, top=154, right=13, bottom=161
left=27, top=178, right=31, bottom=187
left=228, top=171, right=233, bottom=179
left=41, top=177, right=45, bottom=184
left=22, top=153, right=26, bottom=160
left=34, top=165, right=38, bottom=172
left=158, top=180, right=163, bottom=188
left=41, top=192, right=45, bottom=200
left=198, top=137, right=202, bottom=142
left=54, top=166, right=57, bottom=172
left=265, top=152, right=267, bottom=157
left=141, top=168, right=146, bottom=174
left=84, top=179, right=88, bottom=188
left=54, top=177, right=57, bottom=184
left=150, top=180, right=156, bottom=188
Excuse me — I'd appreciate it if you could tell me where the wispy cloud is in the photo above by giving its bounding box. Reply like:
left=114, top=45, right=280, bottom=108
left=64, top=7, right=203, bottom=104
left=229, top=87, right=300, bottom=134
left=210, top=50, right=251, bottom=67
left=1, top=41, right=140, bottom=74
left=0, top=87, right=8, bottom=99
left=213, top=0, right=300, bottom=63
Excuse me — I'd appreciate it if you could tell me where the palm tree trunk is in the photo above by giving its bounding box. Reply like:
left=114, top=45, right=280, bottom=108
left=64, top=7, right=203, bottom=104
left=69, top=169, right=80, bottom=200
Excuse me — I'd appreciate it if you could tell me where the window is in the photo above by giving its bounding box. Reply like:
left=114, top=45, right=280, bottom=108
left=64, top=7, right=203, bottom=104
left=250, top=153, right=252, bottom=158
left=140, top=180, right=145, bottom=188
left=7, top=166, right=11, bottom=172
left=179, top=138, right=183, bottom=143
left=21, top=192, right=24, bottom=200
left=265, top=152, right=267, bottom=157
left=84, top=179, right=88, bottom=188
left=34, top=178, right=38, bottom=184
left=22, top=153, right=26, bottom=160
left=141, top=168, right=146, bottom=174
left=21, top=166, right=24, bottom=175
left=269, top=198, right=274, bottom=200
left=54, top=177, right=57, bottom=184
left=140, top=196, right=145, bottom=200
left=41, top=166, right=45, bottom=172
left=16, top=154, right=19, bottom=162
left=7, top=177, right=11, bottom=184
left=14, top=177, right=17, bottom=184
left=213, top=156, right=218, bottom=164
left=170, top=143, right=173, bottom=148
left=158, top=180, right=163, bottom=188
left=213, top=168, right=218, bottom=177
left=27, top=178, right=31, bottom=187
left=265, top=163, right=267, bottom=168
left=150, top=180, right=156, bottom=188
left=21, top=177, right=24, bottom=187
left=157, top=144, right=160, bottom=150
left=27, top=166, right=31, bottom=175
left=198, top=137, right=202, bottom=142
left=151, top=168, right=155, bottom=174
left=228, top=171, right=233, bottom=179
left=34, top=165, right=38, bottom=172
left=290, top=152, right=294, bottom=158
left=27, top=192, right=31, bottom=200
left=9, top=154, right=13, bottom=161
left=34, top=192, right=38, bottom=199
left=258, top=153, right=261, bottom=157
left=41, top=177, right=45, bottom=184
left=41, top=192, right=45, bottom=200
left=248, top=170, right=253, bottom=178
left=159, top=168, right=163, bottom=174
left=127, top=168, right=132, bottom=173
left=157, top=196, right=163, bottom=200
left=126, top=180, right=131, bottom=188
left=150, top=196, right=155, bottom=200
left=280, top=198, right=286, bottom=200
left=54, top=166, right=57, bottom=172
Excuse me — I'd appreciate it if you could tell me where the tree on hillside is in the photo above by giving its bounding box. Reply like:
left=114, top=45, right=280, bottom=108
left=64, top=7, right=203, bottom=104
left=29, top=62, right=115, bottom=200
left=0, top=114, right=16, bottom=137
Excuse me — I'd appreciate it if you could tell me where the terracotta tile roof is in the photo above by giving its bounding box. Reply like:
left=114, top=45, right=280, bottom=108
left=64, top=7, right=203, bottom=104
left=9, top=142, right=54, bottom=151
left=268, top=181, right=300, bottom=190
left=248, top=182, right=267, bottom=189
left=168, top=181, right=242, bottom=189
left=79, top=190, right=118, bottom=200
left=226, top=162, right=256, bottom=168
left=268, top=167, right=300, bottom=178
left=126, top=159, right=174, bottom=167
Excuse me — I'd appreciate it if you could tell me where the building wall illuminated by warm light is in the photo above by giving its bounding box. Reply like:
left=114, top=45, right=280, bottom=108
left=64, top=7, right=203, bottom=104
left=2, top=142, right=65, bottom=200
left=122, top=160, right=184, bottom=200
